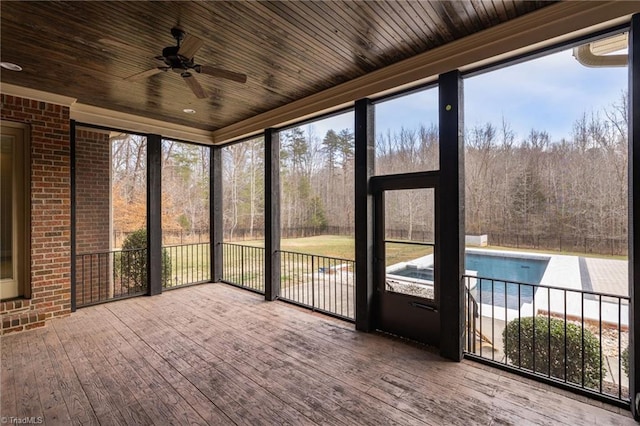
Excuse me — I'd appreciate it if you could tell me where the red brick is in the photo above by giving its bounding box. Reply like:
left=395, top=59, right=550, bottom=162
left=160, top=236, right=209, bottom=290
left=1, top=93, right=71, bottom=334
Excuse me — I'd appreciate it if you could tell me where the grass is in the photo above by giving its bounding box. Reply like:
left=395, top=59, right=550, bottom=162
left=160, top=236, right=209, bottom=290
left=164, top=243, right=210, bottom=285
left=161, top=235, right=628, bottom=285
left=226, top=235, right=356, bottom=259
left=226, top=235, right=433, bottom=267
left=281, top=235, right=355, bottom=259
left=385, top=242, right=433, bottom=267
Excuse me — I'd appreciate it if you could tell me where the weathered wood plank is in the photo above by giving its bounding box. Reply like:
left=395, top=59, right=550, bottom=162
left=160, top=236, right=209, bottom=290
left=27, top=332, right=73, bottom=425
left=1, top=332, right=18, bottom=418
left=52, top=315, right=131, bottom=425
left=43, top=325, right=100, bottom=426
left=1, top=284, right=635, bottom=425
left=13, top=333, right=44, bottom=421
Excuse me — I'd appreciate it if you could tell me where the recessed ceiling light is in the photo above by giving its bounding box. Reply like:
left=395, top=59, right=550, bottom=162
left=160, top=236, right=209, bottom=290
left=1, top=62, right=22, bottom=71
left=183, top=108, right=196, bottom=114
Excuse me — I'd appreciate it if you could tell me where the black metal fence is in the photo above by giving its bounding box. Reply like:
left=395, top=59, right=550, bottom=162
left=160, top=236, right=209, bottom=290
left=220, top=243, right=355, bottom=320
left=489, top=233, right=627, bottom=257
left=223, top=226, right=355, bottom=241
left=279, top=250, right=355, bottom=321
left=76, top=242, right=210, bottom=307
left=76, top=248, right=147, bottom=308
left=114, top=229, right=210, bottom=247
left=221, top=243, right=265, bottom=293
left=162, top=243, right=211, bottom=289
left=464, top=275, right=630, bottom=405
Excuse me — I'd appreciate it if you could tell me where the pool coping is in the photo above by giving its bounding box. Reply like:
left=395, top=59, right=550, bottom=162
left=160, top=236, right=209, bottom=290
left=385, top=248, right=629, bottom=328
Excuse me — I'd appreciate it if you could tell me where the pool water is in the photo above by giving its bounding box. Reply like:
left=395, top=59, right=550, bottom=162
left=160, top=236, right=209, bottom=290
left=466, top=253, right=547, bottom=284
left=468, top=253, right=548, bottom=308
left=390, top=267, right=434, bottom=281
left=389, top=252, right=549, bottom=308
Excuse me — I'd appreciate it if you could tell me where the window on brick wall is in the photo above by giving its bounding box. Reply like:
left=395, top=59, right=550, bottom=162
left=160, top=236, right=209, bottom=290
left=0, top=121, right=30, bottom=300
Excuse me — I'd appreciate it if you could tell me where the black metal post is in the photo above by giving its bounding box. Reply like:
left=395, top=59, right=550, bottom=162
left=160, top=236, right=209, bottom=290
left=70, top=120, right=77, bottom=312
left=146, top=134, right=162, bottom=296
left=629, top=13, right=640, bottom=420
left=438, top=70, right=465, bottom=361
left=265, top=129, right=281, bottom=301
left=211, top=146, right=223, bottom=282
left=354, top=98, right=375, bottom=331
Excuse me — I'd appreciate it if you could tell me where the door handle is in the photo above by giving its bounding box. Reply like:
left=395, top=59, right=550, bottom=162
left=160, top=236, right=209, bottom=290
left=410, top=301, right=437, bottom=312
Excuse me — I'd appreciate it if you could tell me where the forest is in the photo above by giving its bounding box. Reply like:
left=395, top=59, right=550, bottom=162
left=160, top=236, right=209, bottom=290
left=111, top=136, right=210, bottom=246
left=110, top=93, right=628, bottom=256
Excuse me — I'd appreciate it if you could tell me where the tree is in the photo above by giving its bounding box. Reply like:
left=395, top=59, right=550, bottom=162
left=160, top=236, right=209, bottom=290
left=511, top=167, right=546, bottom=229
left=322, top=129, right=340, bottom=171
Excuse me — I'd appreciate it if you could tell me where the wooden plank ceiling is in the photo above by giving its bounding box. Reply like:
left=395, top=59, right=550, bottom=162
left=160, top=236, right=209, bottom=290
left=0, top=1, right=552, bottom=133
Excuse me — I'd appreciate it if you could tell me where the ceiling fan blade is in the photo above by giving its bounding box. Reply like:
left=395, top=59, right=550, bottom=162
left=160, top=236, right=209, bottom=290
left=197, top=65, right=247, bottom=83
left=182, top=73, right=208, bottom=99
left=125, top=68, right=163, bottom=81
left=178, top=34, right=204, bottom=59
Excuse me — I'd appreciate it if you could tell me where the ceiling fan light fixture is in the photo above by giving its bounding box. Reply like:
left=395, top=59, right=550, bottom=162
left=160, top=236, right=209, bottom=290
left=1, top=62, right=22, bottom=71
left=183, top=108, right=196, bottom=114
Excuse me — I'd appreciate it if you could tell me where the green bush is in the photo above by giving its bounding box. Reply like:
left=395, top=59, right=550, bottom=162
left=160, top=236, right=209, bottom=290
left=622, top=345, right=629, bottom=377
left=502, top=316, right=605, bottom=388
left=118, top=228, right=172, bottom=290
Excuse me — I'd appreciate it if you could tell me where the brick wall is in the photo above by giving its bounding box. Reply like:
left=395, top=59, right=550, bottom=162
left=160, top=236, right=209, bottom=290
left=75, top=128, right=111, bottom=304
left=1, top=94, right=71, bottom=333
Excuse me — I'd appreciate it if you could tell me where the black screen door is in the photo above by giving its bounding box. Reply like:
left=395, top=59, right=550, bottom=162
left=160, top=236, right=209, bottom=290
left=373, top=173, right=440, bottom=346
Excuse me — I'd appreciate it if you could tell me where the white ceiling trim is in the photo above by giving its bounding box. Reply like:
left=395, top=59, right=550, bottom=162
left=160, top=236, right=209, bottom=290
left=212, top=1, right=638, bottom=145
left=71, top=104, right=214, bottom=145
left=1, top=83, right=214, bottom=144
left=1, top=82, right=77, bottom=107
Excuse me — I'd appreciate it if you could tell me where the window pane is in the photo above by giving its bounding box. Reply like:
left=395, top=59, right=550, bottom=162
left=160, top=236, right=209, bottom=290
left=463, top=32, right=629, bottom=392
left=162, top=139, right=211, bottom=286
left=0, top=136, right=13, bottom=280
left=385, top=188, right=435, bottom=300
left=374, top=87, right=439, bottom=175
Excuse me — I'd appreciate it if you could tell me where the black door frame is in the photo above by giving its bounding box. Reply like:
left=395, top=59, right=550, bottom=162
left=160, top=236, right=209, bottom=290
left=353, top=72, right=464, bottom=360
left=371, top=171, right=441, bottom=346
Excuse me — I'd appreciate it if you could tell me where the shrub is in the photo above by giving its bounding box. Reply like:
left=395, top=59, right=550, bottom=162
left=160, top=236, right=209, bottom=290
left=118, top=228, right=172, bottom=290
left=622, top=345, right=629, bottom=377
left=502, top=316, right=605, bottom=389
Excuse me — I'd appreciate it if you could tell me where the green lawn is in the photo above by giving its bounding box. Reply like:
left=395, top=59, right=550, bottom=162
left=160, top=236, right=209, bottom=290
left=226, top=235, right=355, bottom=259
left=226, top=235, right=431, bottom=266
left=165, top=236, right=628, bottom=286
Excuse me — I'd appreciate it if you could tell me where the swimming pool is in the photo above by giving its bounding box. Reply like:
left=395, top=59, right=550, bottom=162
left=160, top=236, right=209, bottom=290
left=466, top=253, right=548, bottom=284
left=389, top=251, right=550, bottom=308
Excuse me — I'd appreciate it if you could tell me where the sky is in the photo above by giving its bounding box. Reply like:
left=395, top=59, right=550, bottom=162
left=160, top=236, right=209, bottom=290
left=302, top=40, right=627, bottom=145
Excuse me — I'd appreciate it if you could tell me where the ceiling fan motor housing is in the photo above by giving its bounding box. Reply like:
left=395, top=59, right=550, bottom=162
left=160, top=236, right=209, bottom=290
left=160, top=45, right=195, bottom=72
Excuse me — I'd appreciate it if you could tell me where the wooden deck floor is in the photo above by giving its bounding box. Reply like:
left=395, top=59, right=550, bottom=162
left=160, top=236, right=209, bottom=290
left=1, top=283, right=635, bottom=425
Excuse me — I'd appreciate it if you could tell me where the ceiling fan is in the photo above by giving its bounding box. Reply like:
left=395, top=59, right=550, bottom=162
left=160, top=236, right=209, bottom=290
left=125, top=27, right=247, bottom=99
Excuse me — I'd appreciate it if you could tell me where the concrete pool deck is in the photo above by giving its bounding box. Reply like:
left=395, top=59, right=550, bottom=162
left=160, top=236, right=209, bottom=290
left=386, top=248, right=629, bottom=327
left=466, top=249, right=629, bottom=327
left=583, top=257, right=628, bottom=296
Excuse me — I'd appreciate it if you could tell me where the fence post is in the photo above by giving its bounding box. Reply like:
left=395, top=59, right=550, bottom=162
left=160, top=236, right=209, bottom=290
left=438, top=70, right=465, bottom=362
left=241, top=245, right=245, bottom=286
left=146, top=134, right=162, bottom=296
left=559, top=235, right=562, bottom=252
left=312, top=255, right=315, bottom=310
left=211, top=146, right=223, bottom=283
left=629, top=13, right=640, bottom=419
left=265, top=128, right=281, bottom=301
left=354, top=98, right=375, bottom=332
